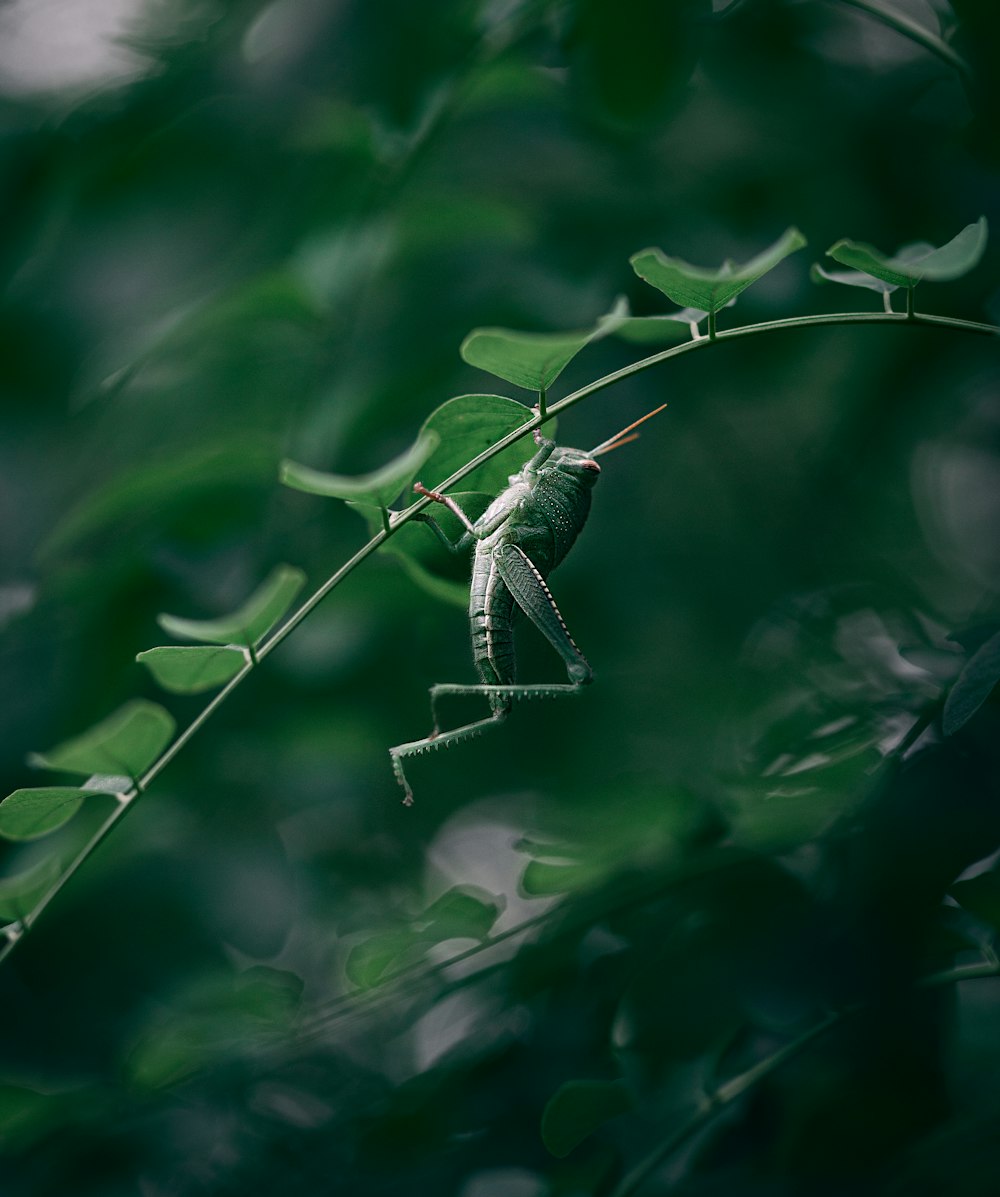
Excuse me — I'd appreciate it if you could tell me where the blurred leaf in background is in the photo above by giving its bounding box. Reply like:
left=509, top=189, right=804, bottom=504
left=1, top=0, right=1000, bottom=1194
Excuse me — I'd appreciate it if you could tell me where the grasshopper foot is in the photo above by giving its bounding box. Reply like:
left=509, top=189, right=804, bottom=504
left=413, top=481, right=445, bottom=503
left=391, top=751, right=415, bottom=806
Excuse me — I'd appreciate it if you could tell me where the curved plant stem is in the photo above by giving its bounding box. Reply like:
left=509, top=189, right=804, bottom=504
left=609, top=1013, right=843, bottom=1197
left=541, top=310, right=999, bottom=436
left=285, top=698, right=951, bottom=1052
left=286, top=846, right=743, bottom=1053
left=609, top=958, right=1000, bottom=1197
left=0, top=660, right=255, bottom=966
left=3, top=306, right=998, bottom=963
left=833, top=0, right=973, bottom=87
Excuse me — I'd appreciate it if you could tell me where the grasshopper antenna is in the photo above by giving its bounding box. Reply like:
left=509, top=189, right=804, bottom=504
left=589, top=403, right=668, bottom=458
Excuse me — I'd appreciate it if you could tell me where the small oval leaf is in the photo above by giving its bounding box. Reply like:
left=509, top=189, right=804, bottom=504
left=280, top=429, right=440, bottom=509
left=40, top=440, right=276, bottom=561
left=943, top=628, right=1000, bottom=736
left=612, top=311, right=705, bottom=344
left=417, top=394, right=544, bottom=498
left=157, top=564, right=306, bottom=648
left=137, top=645, right=248, bottom=694
left=0, top=856, right=61, bottom=921
left=520, top=858, right=601, bottom=896
left=29, top=700, right=175, bottom=781
left=631, top=227, right=806, bottom=313
left=345, top=929, right=421, bottom=990
left=0, top=787, right=111, bottom=841
left=461, top=300, right=627, bottom=392
left=541, top=1079, right=633, bottom=1157
left=349, top=492, right=493, bottom=607
left=826, top=217, right=987, bottom=287
left=810, top=262, right=897, bottom=294
left=418, top=885, right=505, bottom=942
left=461, top=328, right=592, bottom=392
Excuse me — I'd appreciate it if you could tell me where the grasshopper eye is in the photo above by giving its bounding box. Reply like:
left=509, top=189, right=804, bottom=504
left=581, top=459, right=601, bottom=473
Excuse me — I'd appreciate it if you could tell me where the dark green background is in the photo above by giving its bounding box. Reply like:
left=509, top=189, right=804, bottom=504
left=2, top=1, right=1000, bottom=1193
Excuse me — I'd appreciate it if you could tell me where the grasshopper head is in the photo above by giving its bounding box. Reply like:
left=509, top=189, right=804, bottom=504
left=549, top=445, right=602, bottom=487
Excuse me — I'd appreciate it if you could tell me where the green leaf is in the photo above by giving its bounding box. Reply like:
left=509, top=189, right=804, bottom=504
left=810, top=262, right=897, bottom=294
left=128, top=1018, right=226, bottom=1090
left=0, top=1082, right=95, bottom=1153
left=40, top=439, right=277, bottom=560
left=541, top=1079, right=633, bottom=1157
left=349, top=492, right=493, bottom=607
left=234, top=964, right=304, bottom=1024
left=460, top=299, right=627, bottom=391
left=417, top=394, right=549, bottom=497
left=344, top=928, right=421, bottom=989
left=157, top=564, right=306, bottom=647
left=520, top=858, right=603, bottom=896
left=355, top=393, right=562, bottom=605
left=0, top=787, right=112, bottom=842
left=630, top=227, right=806, bottom=313
left=280, top=429, right=440, bottom=509
left=943, top=629, right=1000, bottom=736
left=29, top=700, right=175, bottom=781
left=127, top=967, right=304, bottom=1090
left=137, top=645, right=248, bottom=694
left=826, top=217, right=988, bottom=287
left=345, top=891, right=504, bottom=990
left=611, top=310, right=706, bottom=344
left=0, top=856, right=61, bottom=921
left=418, top=885, right=505, bottom=942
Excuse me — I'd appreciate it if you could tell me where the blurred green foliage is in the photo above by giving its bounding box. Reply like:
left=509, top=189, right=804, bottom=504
left=2, top=0, right=1000, bottom=1194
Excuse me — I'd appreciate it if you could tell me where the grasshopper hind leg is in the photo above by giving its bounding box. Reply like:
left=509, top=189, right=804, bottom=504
left=390, top=548, right=592, bottom=804
left=390, top=703, right=508, bottom=806
left=389, top=679, right=585, bottom=805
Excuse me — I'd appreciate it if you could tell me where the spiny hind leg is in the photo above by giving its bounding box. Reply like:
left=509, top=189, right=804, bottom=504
left=430, top=681, right=585, bottom=718
left=390, top=708, right=507, bottom=806
left=390, top=681, right=585, bottom=805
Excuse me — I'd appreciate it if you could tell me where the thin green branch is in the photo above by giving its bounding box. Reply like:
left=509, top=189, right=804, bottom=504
left=0, top=658, right=258, bottom=968
left=887, top=698, right=942, bottom=765
left=288, top=848, right=744, bottom=1052
left=833, top=0, right=973, bottom=87
left=287, top=905, right=559, bottom=1052
left=0, top=800, right=135, bottom=966
left=258, top=529, right=388, bottom=663
left=918, top=958, right=1000, bottom=990
left=4, top=306, right=998, bottom=963
left=189, top=695, right=954, bottom=1058
left=610, top=958, right=1000, bottom=1197
left=547, top=310, right=998, bottom=427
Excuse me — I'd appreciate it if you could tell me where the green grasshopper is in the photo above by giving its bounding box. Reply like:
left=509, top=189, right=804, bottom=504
left=390, top=403, right=667, bottom=804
